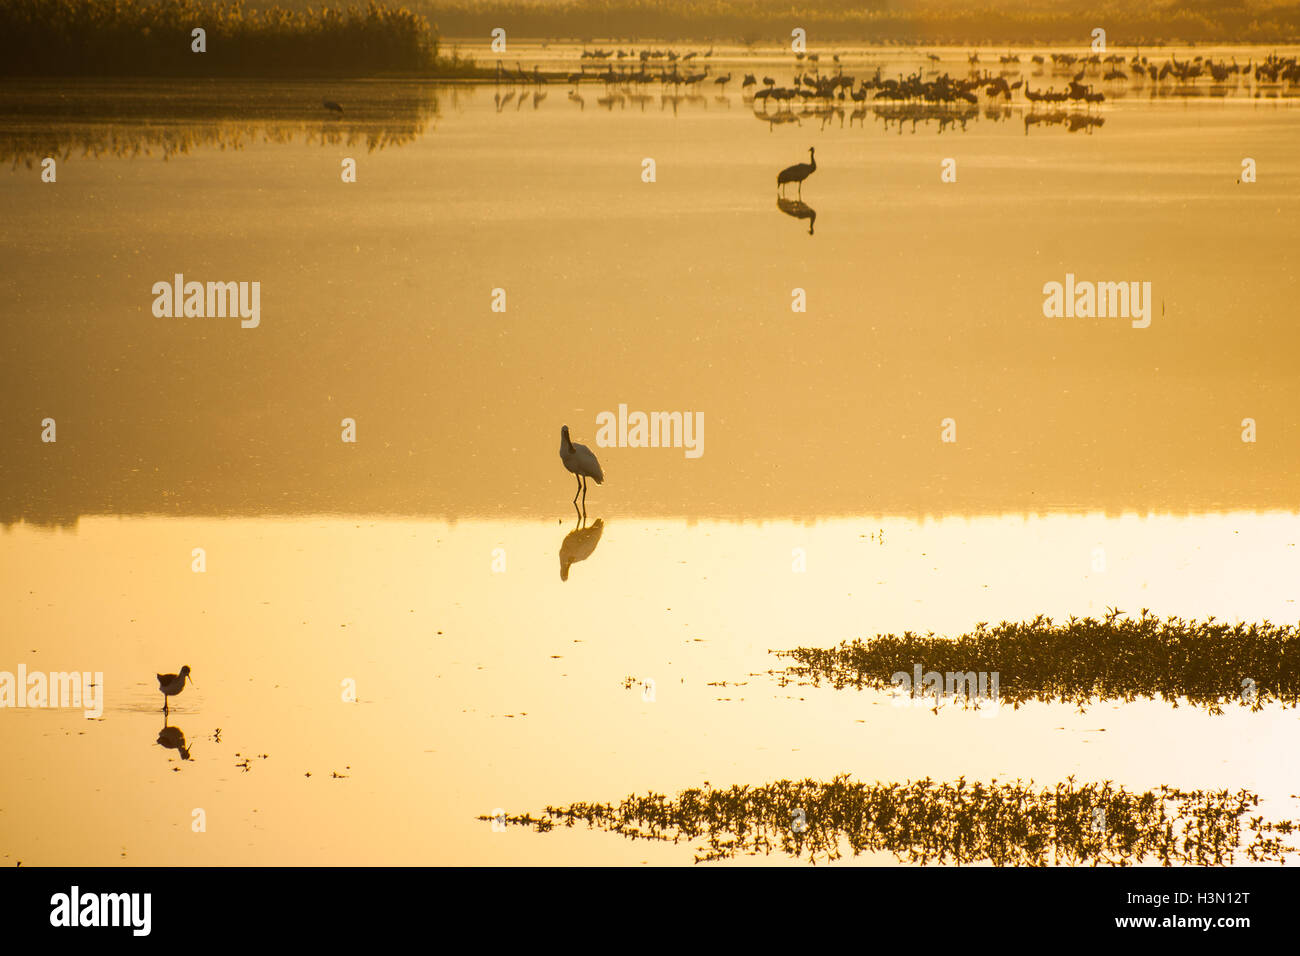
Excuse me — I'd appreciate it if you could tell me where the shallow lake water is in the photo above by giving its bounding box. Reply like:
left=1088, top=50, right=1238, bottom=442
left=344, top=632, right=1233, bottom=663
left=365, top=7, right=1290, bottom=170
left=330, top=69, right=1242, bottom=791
left=2, top=47, right=1299, bottom=864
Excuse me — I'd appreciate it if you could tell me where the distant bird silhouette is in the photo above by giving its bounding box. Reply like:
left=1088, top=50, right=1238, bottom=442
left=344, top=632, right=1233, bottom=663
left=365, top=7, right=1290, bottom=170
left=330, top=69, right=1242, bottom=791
left=715, top=72, right=732, bottom=91
left=322, top=100, right=344, bottom=114
left=777, top=146, right=816, bottom=197
left=157, top=665, right=193, bottom=713
left=559, top=426, right=603, bottom=516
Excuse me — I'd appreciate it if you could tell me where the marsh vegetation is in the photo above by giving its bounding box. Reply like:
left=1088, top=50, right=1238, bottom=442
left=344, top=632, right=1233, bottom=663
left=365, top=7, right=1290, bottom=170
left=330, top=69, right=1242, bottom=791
left=773, top=611, right=1300, bottom=712
left=0, top=0, right=477, bottom=76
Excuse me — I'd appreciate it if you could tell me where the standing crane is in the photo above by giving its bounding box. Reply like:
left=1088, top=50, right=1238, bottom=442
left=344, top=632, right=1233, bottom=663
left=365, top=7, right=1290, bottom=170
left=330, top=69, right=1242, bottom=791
left=777, top=147, right=817, bottom=197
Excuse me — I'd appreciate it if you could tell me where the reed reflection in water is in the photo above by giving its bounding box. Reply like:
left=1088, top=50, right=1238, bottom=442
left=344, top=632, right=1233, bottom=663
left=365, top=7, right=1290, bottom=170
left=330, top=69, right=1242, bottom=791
left=484, top=775, right=1299, bottom=865
left=0, top=81, right=444, bottom=165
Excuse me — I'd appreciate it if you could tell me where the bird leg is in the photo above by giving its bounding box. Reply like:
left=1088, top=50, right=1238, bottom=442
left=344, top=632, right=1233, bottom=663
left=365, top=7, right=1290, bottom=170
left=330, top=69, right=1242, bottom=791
left=572, top=473, right=582, bottom=506
left=581, top=476, right=588, bottom=515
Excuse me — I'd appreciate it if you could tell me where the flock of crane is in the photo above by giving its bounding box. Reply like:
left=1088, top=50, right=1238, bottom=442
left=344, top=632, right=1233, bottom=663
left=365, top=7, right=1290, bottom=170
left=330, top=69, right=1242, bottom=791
left=493, top=47, right=1300, bottom=113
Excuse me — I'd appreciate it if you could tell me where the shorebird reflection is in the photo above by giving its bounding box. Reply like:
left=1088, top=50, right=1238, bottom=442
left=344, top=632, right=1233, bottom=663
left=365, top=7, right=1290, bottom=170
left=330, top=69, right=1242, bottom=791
left=560, top=517, right=604, bottom=581
left=157, top=718, right=192, bottom=761
left=777, top=197, right=816, bottom=235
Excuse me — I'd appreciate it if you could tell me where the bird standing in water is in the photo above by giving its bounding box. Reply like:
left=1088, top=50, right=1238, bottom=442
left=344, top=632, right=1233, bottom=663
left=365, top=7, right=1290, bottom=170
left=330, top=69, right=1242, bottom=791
left=559, top=425, right=603, bottom=516
left=157, top=665, right=193, bottom=713
left=777, top=147, right=817, bottom=197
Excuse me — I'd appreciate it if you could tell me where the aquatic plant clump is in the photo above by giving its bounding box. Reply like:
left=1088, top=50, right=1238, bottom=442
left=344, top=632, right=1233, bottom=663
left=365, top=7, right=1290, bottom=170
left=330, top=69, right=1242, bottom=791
left=0, top=0, right=452, bottom=77
left=775, top=611, right=1300, bottom=712
left=482, top=775, right=1299, bottom=865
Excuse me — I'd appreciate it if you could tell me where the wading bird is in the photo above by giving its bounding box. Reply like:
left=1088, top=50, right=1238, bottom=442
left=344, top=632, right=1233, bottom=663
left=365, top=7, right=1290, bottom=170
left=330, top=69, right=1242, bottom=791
left=560, top=426, right=603, bottom=516
left=777, top=146, right=816, bottom=197
left=157, top=666, right=193, bottom=713
left=322, top=99, right=344, bottom=114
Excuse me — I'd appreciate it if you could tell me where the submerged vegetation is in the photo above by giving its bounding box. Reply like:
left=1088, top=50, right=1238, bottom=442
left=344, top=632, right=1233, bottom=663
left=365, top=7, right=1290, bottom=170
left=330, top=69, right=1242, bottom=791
left=773, top=610, right=1300, bottom=712
left=416, top=0, right=1300, bottom=44
left=483, top=775, right=1298, bottom=864
left=0, top=0, right=481, bottom=76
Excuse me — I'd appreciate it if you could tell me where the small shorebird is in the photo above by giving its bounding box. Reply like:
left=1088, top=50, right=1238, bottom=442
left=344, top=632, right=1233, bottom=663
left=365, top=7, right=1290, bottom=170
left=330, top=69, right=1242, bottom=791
left=157, top=666, right=193, bottom=712
left=559, top=425, right=603, bottom=516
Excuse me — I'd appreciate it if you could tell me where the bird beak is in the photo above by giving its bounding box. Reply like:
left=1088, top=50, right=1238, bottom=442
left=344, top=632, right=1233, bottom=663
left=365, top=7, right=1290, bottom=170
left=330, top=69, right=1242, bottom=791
left=187, top=674, right=195, bottom=687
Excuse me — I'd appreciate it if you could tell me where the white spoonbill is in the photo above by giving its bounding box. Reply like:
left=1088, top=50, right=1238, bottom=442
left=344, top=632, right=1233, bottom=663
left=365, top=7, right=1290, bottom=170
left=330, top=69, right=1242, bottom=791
left=559, top=425, right=603, bottom=514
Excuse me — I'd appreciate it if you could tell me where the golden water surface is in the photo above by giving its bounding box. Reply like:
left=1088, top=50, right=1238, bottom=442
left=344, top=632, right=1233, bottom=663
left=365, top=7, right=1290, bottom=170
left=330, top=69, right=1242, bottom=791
left=2, top=45, right=1299, bottom=864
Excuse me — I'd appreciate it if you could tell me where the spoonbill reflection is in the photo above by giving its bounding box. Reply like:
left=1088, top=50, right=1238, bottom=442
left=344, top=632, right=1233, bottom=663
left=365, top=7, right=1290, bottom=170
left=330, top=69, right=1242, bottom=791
left=560, top=518, right=605, bottom=581
left=560, top=425, right=603, bottom=516
left=156, top=665, right=193, bottom=713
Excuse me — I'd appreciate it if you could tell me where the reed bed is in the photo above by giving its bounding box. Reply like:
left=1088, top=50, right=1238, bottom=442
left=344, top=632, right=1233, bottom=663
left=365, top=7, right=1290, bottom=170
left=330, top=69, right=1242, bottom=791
left=774, top=610, right=1300, bottom=712
left=0, top=0, right=475, bottom=76
left=483, top=775, right=1298, bottom=864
